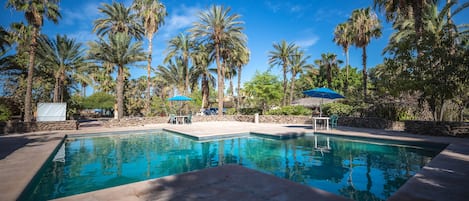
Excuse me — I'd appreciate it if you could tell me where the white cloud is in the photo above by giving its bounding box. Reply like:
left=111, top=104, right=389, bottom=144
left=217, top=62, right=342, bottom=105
left=296, top=36, right=319, bottom=49
left=160, top=5, right=200, bottom=39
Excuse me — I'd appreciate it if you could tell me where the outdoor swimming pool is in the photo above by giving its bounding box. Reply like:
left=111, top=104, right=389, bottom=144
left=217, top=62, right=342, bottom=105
left=22, top=130, right=445, bottom=201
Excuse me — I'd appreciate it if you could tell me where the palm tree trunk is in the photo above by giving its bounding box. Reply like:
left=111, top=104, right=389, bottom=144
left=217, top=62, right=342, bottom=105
left=145, top=36, right=153, bottom=116
left=327, top=64, right=332, bottom=88
left=24, top=26, right=38, bottom=122
left=53, top=76, right=60, bottom=103
left=362, top=46, right=367, bottom=101
left=229, top=76, right=234, bottom=98
left=184, top=54, right=189, bottom=95
left=345, top=48, right=349, bottom=93
left=215, top=43, right=224, bottom=116
left=201, top=74, right=209, bottom=109
left=289, top=70, right=296, bottom=105
left=237, top=66, right=242, bottom=114
left=282, top=63, right=287, bottom=106
left=117, top=65, right=125, bottom=119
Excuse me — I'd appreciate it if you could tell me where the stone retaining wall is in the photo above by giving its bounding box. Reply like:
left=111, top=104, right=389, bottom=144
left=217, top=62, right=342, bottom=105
left=338, top=117, right=405, bottom=130
left=100, top=115, right=313, bottom=127
left=338, top=117, right=468, bottom=137
left=0, top=120, right=79, bottom=135
left=403, top=120, right=468, bottom=137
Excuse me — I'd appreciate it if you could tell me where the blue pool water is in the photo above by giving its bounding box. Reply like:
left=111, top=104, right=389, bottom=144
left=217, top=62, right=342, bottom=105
left=22, top=131, right=445, bottom=201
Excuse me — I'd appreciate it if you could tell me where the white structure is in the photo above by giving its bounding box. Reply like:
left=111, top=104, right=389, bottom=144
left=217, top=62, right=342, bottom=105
left=37, top=103, right=67, bottom=121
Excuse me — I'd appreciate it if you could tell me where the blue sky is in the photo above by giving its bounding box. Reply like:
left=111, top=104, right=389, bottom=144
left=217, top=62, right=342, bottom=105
left=1, top=0, right=468, bottom=90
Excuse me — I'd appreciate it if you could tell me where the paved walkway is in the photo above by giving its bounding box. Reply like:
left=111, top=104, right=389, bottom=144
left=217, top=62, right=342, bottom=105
left=0, top=121, right=468, bottom=201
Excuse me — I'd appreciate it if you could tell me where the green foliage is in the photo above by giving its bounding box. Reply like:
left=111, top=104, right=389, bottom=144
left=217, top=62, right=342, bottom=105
left=244, top=71, right=283, bottom=113
left=226, top=108, right=237, bottom=115
left=0, top=104, right=11, bottom=121
left=322, top=102, right=354, bottom=116
left=239, top=108, right=263, bottom=115
left=151, top=97, right=171, bottom=116
left=365, top=103, right=415, bottom=121
left=83, top=92, right=114, bottom=109
left=67, top=95, right=84, bottom=117
left=266, top=106, right=312, bottom=115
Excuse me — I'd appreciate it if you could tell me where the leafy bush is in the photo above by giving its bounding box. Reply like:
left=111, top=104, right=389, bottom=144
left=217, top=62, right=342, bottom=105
left=0, top=104, right=11, bottom=121
left=322, top=103, right=353, bottom=116
left=226, top=108, right=237, bottom=115
left=266, top=106, right=312, bottom=116
left=239, top=108, right=263, bottom=115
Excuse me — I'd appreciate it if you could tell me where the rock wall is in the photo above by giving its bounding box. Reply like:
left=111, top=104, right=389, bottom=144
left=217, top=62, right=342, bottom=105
left=338, top=117, right=405, bottom=130
left=338, top=117, right=468, bottom=137
left=403, top=120, right=468, bottom=137
left=0, top=120, right=78, bottom=135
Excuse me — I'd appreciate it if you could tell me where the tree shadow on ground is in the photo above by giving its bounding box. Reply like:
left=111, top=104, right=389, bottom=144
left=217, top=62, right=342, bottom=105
left=0, top=136, right=33, bottom=159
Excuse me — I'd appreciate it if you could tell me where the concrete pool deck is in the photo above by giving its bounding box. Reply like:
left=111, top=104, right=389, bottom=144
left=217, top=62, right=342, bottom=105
left=1, top=121, right=468, bottom=201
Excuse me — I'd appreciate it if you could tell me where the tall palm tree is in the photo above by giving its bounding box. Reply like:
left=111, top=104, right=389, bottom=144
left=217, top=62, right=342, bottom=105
left=233, top=46, right=250, bottom=113
left=93, top=2, right=143, bottom=40
left=156, top=57, right=186, bottom=95
left=36, top=34, right=86, bottom=102
left=268, top=40, right=298, bottom=106
left=73, top=63, right=96, bottom=97
left=333, top=22, right=353, bottom=93
left=374, top=0, right=437, bottom=47
left=131, top=0, right=167, bottom=116
left=88, top=33, right=145, bottom=119
left=7, top=0, right=61, bottom=122
left=190, top=5, right=246, bottom=116
left=289, top=50, right=311, bottom=103
left=0, top=26, right=10, bottom=52
left=314, top=53, right=343, bottom=89
left=164, top=33, right=193, bottom=95
left=190, top=44, right=215, bottom=110
left=350, top=8, right=382, bottom=101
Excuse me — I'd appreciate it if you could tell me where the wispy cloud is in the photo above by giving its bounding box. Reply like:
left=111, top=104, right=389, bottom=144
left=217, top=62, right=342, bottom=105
left=160, top=5, right=200, bottom=39
left=264, top=0, right=309, bottom=14
left=295, top=36, right=320, bottom=49
left=313, top=8, right=348, bottom=22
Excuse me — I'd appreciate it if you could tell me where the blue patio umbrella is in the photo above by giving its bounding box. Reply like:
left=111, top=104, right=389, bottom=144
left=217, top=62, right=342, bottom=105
left=303, top=87, right=344, bottom=116
left=168, top=95, right=192, bottom=101
left=168, top=95, right=192, bottom=115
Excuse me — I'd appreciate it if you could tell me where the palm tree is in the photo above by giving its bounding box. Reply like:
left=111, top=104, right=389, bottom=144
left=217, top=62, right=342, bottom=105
left=190, top=44, right=215, bottom=110
left=374, top=0, right=437, bottom=48
left=0, top=26, right=10, bottom=52
left=190, top=5, right=246, bottom=116
left=289, top=50, right=311, bottom=103
left=93, top=2, right=143, bottom=40
left=7, top=0, right=61, bottom=122
left=164, top=33, right=193, bottom=95
left=73, top=63, right=96, bottom=97
left=333, top=22, right=353, bottom=93
left=233, top=46, right=250, bottom=113
left=315, top=53, right=343, bottom=89
left=36, top=34, right=86, bottom=102
left=349, top=8, right=382, bottom=101
left=131, top=0, right=167, bottom=116
left=268, top=40, right=298, bottom=106
left=156, top=58, right=186, bottom=95
left=88, top=33, right=145, bottom=119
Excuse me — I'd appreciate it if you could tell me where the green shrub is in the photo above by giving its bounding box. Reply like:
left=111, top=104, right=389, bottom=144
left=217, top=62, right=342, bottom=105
left=266, top=106, right=312, bottom=115
left=322, top=103, right=353, bottom=116
left=226, top=108, right=237, bottom=115
left=0, top=104, right=11, bottom=121
left=239, top=108, right=263, bottom=115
